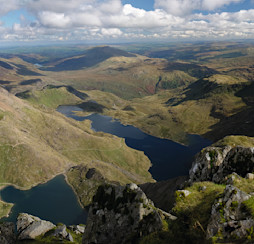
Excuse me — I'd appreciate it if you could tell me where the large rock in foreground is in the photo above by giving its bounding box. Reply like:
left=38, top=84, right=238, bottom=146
left=189, top=146, right=254, bottom=183
left=207, top=185, right=254, bottom=241
left=17, top=213, right=55, bottom=240
left=83, top=183, right=176, bottom=244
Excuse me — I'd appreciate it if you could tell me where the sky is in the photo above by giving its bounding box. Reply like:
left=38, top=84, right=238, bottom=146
left=0, top=0, right=254, bottom=43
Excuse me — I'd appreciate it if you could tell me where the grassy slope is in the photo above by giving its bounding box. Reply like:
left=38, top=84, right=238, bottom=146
left=0, top=87, right=153, bottom=191
left=140, top=182, right=225, bottom=244
left=44, top=55, right=199, bottom=99
left=83, top=81, right=246, bottom=144
left=20, top=86, right=83, bottom=108
left=140, top=173, right=254, bottom=244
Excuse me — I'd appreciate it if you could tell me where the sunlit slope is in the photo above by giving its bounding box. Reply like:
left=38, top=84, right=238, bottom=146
left=83, top=73, right=249, bottom=144
left=43, top=46, right=215, bottom=99
left=0, top=87, right=152, bottom=188
left=0, top=56, right=63, bottom=95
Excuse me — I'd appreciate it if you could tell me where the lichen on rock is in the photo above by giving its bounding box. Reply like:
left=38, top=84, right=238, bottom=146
left=82, top=183, right=176, bottom=244
left=189, top=146, right=254, bottom=184
left=207, top=185, right=254, bottom=241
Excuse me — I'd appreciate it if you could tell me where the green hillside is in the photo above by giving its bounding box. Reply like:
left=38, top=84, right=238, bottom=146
left=0, top=87, right=153, bottom=190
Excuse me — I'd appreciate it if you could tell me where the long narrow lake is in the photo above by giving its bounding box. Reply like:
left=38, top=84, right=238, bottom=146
left=57, top=105, right=211, bottom=181
left=0, top=175, right=87, bottom=225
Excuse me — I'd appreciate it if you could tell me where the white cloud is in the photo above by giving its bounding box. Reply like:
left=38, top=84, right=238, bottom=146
left=101, top=28, right=122, bottom=36
left=154, top=0, right=201, bottom=16
left=202, top=0, right=243, bottom=11
left=154, top=0, right=244, bottom=16
left=0, top=0, right=20, bottom=15
left=38, top=12, right=71, bottom=28
left=0, top=0, right=253, bottom=42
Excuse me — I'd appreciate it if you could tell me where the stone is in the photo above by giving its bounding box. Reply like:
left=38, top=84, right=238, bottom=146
left=0, top=222, right=16, bottom=244
left=199, top=186, right=207, bottom=192
left=67, top=232, right=74, bottom=242
left=68, top=225, right=85, bottom=234
left=225, top=172, right=241, bottom=185
left=76, top=225, right=85, bottom=234
left=17, top=213, right=55, bottom=240
left=207, top=185, right=254, bottom=241
left=82, top=183, right=176, bottom=244
left=246, top=173, right=254, bottom=180
left=52, top=225, right=68, bottom=239
left=189, top=146, right=254, bottom=184
left=176, top=190, right=191, bottom=197
left=51, top=224, right=74, bottom=242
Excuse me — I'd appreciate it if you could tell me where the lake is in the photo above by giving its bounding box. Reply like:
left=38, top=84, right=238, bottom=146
left=0, top=175, right=87, bottom=225
left=57, top=105, right=211, bottom=181
left=0, top=104, right=210, bottom=225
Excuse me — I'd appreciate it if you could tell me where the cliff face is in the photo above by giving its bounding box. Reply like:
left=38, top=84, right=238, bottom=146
left=189, top=146, right=254, bottom=183
left=82, top=183, right=176, bottom=244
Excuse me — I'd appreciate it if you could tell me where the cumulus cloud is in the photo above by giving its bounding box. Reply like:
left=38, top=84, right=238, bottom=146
left=38, top=12, right=71, bottom=28
left=154, top=0, right=201, bottom=16
left=101, top=28, right=122, bottom=36
left=0, top=0, right=21, bottom=15
left=154, top=0, right=244, bottom=16
left=0, top=0, right=253, bottom=42
left=202, top=0, right=243, bottom=11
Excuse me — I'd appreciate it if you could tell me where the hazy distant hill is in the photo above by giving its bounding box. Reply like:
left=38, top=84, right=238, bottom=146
left=43, top=46, right=136, bottom=71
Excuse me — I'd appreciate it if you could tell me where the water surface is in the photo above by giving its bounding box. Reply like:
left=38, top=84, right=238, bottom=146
left=1, top=175, right=87, bottom=225
left=57, top=105, right=211, bottom=181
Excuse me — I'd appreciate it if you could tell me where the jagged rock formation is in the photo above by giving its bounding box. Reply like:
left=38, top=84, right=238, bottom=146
left=51, top=224, right=74, bottom=242
left=0, top=222, right=16, bottom=244
left=189, top=146, right=254, bottom=183
left=82, top=183, right=176, bottom=244
left=207, top=185, right=254, bottom=241
left=17, top=213, right=56, bottom=240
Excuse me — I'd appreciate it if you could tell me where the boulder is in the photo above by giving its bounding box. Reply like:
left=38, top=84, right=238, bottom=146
left=17, top=213, right=55, bottom=240
left=69, top=225, right=85, bottom=234
left=176, top=190, right=191, bottom=197
left=83, top=183, right=176, bottom=244
left=51, top=224, right=74, bottom=242
left=0, top=222, right=16, bottom=244
left=207, top=185, right=254, bottom=241
left=246, top=173, right=254, bottom=180
left=189, top=146, right=254, bottom=183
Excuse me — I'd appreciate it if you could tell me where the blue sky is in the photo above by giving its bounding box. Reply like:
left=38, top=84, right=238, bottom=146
left=122, top=0, right=155, bottom=10
left=0, top=0, right=254, bottom=43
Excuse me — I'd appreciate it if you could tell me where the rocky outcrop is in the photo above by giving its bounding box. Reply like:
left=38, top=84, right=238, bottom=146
left=66, top=165, right=110, bottom=207
left=189, top=146, right=254, bottom=183
left=17, top=213, right=55, bottom=240
left=83, top=183, right=176, bottom=244
left=0, top=222, right=16, bottom=244
left=207, top=185, right=254, bottom=241
left=51, top=224, right=73, bottom=242
left=68, top=224, right=85, bottom=235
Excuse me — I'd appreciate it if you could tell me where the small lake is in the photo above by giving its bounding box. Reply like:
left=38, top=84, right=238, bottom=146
left=0, top=175, right=87, bottom=225
left=57, top=105, right=211, bottom=181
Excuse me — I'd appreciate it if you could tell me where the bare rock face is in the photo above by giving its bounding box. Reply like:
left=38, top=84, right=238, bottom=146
left=189, top=146, right=254, bottom=183
left=17, top=213, right=55, bottom=240
left=0, top=222, right=16, bottom=244
left=207, top=185, right=254, bottom=241
left=83, top=183, right=176, bottom=244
